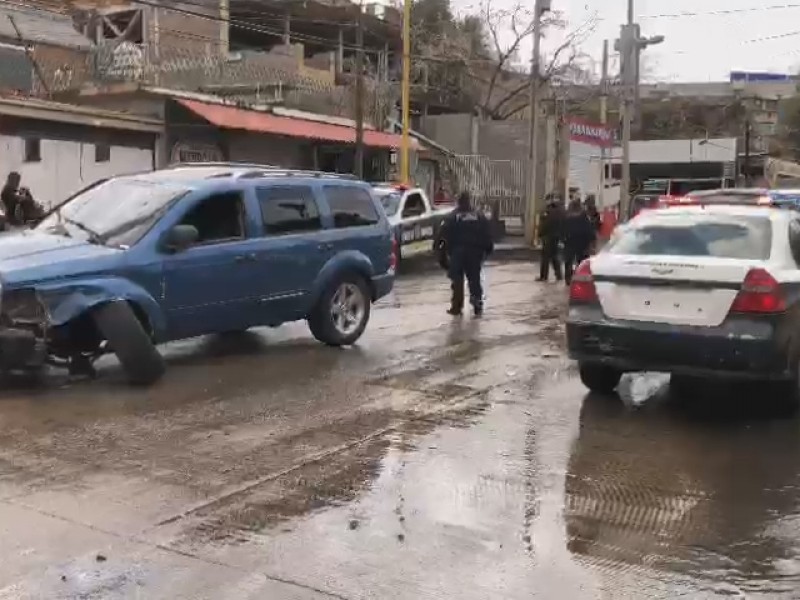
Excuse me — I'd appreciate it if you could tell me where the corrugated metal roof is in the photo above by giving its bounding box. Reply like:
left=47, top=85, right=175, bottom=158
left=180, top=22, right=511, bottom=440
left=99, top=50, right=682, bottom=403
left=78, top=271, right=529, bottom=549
left=0, top=5, right=91, bottom=49
left=0, top=93, right=163, bottom=132
left=176, top=98, right=419, bottom=150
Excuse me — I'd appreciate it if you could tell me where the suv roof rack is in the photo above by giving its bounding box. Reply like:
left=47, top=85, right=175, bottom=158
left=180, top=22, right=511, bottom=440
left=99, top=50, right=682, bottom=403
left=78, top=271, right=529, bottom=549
left=237, top=169, right=358, bottom=180
left=166, top=161, right=280, bottom=170
left=165, top=162, right=359, bottom=181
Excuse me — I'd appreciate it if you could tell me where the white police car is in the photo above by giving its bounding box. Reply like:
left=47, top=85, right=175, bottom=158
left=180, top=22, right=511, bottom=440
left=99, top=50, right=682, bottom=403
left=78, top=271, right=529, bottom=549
left=566, top=202, right=800, bottom=408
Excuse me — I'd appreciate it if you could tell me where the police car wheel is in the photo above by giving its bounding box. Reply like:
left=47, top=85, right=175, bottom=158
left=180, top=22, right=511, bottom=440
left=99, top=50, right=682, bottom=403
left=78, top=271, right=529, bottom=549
left=578, top=363, right=621, bottom=395
left=309, top=274, right=371, bottom=347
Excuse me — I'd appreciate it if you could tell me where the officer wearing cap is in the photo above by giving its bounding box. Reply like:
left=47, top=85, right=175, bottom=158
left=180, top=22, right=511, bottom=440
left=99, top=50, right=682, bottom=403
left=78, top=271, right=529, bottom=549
left=438, top=191, right=494, bottom=316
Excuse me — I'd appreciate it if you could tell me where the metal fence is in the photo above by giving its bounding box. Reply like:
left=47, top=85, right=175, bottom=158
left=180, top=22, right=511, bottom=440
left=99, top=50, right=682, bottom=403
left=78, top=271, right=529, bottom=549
left=444, top=154, right=526, bottom=217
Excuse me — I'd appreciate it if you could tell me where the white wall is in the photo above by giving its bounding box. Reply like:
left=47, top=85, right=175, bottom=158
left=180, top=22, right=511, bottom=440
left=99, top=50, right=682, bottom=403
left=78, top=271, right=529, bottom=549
left=609, top=138, right=737, bottom=165
left=568, top=140, right=601, bottom=200
left=0, top=135, right=153, bottom=210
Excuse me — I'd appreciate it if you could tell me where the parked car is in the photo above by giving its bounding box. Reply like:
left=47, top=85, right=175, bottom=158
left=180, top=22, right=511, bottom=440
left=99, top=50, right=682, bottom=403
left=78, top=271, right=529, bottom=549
left=0, top=164, right=396, bottom=385
left=566, top=202, right=800, bottom=410
left=371, top=183, right=453, bottom=262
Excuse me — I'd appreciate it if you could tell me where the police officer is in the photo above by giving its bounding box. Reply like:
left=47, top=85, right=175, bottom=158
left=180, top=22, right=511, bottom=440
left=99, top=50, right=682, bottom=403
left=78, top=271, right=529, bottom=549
left=563, top=199, right=596, bottom=284
left=439, top=191, right=494, bottom=316
left=537, top=196, right=564, bottom=282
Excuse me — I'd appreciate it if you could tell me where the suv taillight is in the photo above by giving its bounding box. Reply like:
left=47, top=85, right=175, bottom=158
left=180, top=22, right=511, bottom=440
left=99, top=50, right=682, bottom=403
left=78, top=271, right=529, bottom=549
left=569, top=260, right=598, bottom=303
left=389, top=237, right=398, bottom=271
left=730, top=268, right=785, bottom=313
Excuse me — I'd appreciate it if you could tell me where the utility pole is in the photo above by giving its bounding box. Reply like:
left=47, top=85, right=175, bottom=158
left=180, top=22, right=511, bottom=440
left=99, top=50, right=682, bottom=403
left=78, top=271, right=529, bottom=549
left=399, top=0, right=411, bottom=184
left=615, top=0, right=663, bottom=220
left=743, top=117, right=752, bottom=186
left=354, top=5, right=365, bottom=179
left=524, top=0, right=551, bottom=246
left=599, top=39, right=609, bottom=209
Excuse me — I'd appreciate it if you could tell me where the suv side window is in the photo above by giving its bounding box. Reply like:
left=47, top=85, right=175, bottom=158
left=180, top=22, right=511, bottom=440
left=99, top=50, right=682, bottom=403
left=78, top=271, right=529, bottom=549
left=402, top=192, right=426, bottom=218
left=323, top=185, right=379, bottom=228
left=257, top=185, right=321, bottom=235
left=180, top=191, right=245, bottom=245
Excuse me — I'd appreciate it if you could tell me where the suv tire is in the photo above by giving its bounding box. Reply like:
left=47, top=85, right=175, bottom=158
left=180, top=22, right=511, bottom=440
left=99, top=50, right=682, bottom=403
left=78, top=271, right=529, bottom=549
left=93, top=301, right=165, bottom=385
left=309, top=274, right=371, bottom=346
left=579, top=363, right=622, bottom=395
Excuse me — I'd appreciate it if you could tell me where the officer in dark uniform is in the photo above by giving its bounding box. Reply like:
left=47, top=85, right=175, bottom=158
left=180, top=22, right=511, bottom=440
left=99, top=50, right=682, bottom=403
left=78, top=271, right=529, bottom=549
left=537, top=196, right=564, bottom=281
left=438, top=191, right=494, bottom=316
left=563, top=199, right=596, bottom=284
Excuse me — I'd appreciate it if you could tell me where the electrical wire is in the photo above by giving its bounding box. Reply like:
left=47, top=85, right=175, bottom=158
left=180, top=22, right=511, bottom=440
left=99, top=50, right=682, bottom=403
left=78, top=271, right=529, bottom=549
left=637, top=3, right=800, bottom=20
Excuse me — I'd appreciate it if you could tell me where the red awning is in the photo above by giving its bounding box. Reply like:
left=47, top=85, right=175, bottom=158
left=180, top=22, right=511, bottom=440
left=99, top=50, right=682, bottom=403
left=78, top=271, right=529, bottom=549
left=175, top=98, right=418, bottom=150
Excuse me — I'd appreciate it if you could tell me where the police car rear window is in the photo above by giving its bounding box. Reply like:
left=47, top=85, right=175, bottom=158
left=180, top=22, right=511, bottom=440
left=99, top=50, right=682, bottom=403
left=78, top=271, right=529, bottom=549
left=606, top=215, right=772, bottom=260
left=373, top=190, right=402, bottom=216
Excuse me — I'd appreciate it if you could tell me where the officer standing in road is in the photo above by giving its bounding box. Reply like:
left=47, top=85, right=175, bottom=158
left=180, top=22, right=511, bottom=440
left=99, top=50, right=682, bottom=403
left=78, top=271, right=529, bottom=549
left=438, top=191, right=494, bottom=317
left=537, top=196, right=564, bottom=282
left=563, top=199, right=596, bottom=284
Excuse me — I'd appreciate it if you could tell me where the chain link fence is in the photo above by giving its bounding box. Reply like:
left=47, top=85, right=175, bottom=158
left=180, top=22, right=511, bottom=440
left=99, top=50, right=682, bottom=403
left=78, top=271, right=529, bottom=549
left=0, top=39, right=397, bottom=127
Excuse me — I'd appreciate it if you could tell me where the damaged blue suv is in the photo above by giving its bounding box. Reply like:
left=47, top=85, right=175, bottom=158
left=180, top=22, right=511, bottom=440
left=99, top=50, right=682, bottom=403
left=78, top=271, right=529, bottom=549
left=2, top=164, right=396, bottom=384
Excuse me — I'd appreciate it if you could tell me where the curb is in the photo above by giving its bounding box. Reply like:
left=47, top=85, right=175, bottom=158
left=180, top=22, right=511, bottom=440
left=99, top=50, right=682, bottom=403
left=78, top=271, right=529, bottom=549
left=397, top=241, right=539, bottom=276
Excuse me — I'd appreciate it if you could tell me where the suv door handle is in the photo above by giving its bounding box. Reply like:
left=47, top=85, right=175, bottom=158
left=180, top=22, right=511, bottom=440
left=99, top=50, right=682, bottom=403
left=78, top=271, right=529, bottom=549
left=235, top=253, right=257, bottom=263
left=318, top=243, right=333, bottom=251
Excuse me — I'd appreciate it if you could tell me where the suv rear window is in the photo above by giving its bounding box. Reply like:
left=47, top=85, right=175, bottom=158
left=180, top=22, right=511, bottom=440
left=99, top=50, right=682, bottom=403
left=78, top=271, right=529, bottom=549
left=323, top=186, right=379, bottom=228
left=607, top=214, right=772, bottom=260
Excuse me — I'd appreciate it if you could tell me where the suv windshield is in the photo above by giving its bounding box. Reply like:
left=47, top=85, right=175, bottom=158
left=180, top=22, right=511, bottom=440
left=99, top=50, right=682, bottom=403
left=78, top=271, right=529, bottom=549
left=606, top=214, right=772, bottom=260
left=37, top=178, right=189, bottom=247
left=373, top=189, right=402, bottom=216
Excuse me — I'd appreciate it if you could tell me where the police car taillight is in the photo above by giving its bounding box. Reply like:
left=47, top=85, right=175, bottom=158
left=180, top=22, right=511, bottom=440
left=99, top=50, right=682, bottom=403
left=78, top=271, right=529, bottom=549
left=730, top=268, right=785, bottom=314
left=569, top=260, right=598, bottom=303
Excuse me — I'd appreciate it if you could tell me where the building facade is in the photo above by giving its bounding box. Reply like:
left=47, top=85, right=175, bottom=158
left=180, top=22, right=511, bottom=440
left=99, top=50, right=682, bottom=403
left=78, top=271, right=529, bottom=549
left=0, top=95, right=161, bottom=209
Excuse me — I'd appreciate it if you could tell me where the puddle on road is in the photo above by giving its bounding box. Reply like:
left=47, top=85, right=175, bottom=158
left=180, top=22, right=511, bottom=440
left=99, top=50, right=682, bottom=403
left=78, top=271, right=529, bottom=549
left=163, top=387, right=584, bottom=600
left=565, top=388, right=800, bottom=598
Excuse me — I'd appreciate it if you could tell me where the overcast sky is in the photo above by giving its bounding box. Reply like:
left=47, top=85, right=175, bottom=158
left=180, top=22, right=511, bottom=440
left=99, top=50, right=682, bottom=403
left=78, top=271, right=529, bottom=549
left=453, top=0, right=800, bottom=82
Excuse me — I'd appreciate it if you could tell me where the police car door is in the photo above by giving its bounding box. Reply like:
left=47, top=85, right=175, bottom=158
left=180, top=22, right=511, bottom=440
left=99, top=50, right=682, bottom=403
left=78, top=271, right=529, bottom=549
left=399, top=192, right=436, bottom=254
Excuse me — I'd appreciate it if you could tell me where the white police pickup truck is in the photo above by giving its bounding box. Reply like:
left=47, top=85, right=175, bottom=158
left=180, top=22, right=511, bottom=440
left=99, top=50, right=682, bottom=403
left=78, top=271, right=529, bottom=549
left=371, top=183, right=453, bottom=261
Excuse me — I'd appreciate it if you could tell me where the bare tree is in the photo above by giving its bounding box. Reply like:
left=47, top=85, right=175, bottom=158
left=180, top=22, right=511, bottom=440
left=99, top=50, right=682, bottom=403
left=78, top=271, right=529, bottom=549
left=466, top=0, right=598, bottom=119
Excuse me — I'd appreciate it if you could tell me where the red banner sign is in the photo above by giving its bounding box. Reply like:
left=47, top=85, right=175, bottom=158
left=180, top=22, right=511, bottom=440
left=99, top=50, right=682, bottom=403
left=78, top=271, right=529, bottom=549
left=568, top=118, right=616, bottom=147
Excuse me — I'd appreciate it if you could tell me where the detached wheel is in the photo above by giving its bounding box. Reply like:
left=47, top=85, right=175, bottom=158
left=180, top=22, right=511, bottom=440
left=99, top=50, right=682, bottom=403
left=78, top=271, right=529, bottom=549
left=309, top=275, right=371, bottom=346
left=578, top=363, right=622, bottom=394
left=93, top=301, right=165, bottom=385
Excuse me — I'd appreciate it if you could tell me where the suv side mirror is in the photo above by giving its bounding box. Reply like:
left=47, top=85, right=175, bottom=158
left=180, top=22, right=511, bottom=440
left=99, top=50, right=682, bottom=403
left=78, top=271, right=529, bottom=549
left=163, top=224, right=199, bottom=252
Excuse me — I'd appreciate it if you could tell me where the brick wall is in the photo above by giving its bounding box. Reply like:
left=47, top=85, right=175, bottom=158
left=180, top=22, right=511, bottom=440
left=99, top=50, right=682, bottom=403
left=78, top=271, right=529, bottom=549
left=154, top=2, right=222, bottom=55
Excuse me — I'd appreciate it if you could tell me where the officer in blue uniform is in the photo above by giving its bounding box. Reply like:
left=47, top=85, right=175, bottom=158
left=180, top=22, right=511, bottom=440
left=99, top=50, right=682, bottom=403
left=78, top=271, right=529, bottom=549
left=438, top=192, right=494, bottom=316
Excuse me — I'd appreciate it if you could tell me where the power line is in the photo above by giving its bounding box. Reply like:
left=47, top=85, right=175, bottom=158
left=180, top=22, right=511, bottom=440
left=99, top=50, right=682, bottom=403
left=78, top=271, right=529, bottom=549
left=744, top=29, right=800, bottom=44
left=638, top=3, right=800, bottom=20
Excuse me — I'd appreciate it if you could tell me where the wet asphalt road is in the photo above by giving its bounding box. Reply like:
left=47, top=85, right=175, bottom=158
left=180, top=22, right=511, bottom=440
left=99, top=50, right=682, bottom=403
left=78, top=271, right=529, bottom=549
left=2, top=262, right=800, bottom=599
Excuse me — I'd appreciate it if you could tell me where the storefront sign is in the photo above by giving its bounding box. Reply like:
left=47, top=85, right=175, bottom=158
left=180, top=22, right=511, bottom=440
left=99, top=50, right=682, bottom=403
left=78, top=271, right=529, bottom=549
left=568, top=118, right=616, bottom=147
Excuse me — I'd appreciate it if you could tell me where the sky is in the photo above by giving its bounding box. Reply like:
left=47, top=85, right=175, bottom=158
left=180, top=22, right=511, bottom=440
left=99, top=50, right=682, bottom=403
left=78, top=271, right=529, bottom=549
left=454, top=0, right=800, bottom=82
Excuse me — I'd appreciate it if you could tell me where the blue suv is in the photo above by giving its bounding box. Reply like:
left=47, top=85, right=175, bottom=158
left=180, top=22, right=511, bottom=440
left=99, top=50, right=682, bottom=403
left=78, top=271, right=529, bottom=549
left=0, top=164, right=396, bottom=385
